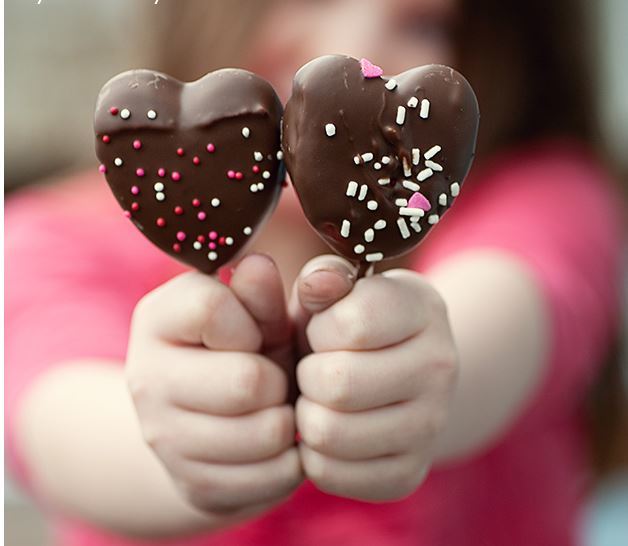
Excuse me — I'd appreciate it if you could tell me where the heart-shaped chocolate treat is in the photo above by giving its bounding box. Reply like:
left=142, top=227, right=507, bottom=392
left=95, top=69, right=284, bottom=274
left=283, top=55, right=479, bottom=271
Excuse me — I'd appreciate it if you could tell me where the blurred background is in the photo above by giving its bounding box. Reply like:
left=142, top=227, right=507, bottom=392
left=5, top=0, right=628, bottom=544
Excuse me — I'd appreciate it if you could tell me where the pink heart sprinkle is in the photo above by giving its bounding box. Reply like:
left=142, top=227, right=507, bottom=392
left=408, top=192, right=431, bottom=211
left=360, top=58, right=383, bottom=79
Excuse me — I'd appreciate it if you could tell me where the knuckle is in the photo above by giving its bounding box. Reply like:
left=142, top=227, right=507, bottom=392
left=302, top=407, right=336, bottom=452
left=265, top=406, right=294, bottom=450
left=324, top=358, right=355, bottom=409
left=229, top=357, right=265, bottom=407
left=333, top=303, right=371, bottom=348
left=302, top=447, right=332, bottom=486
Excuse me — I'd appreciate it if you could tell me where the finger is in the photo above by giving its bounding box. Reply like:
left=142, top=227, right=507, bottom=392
left=299, top=444, right=428, bottom=502
left=288, top=255, right=356, bottom=354
left=296, top=333, right=457, bottom=411
left=175, top=448, right=302, bottom=512
left=167, top=405, right=295, bottom=464
left=306, top=269, right=435, bottom=352
left=230, top=254, right=291, bottom=352
left=133, top=271, right=261, bottom=352
left=296, top=397, right=439, bottom=460
left=129, top=348, right=288, bottom=415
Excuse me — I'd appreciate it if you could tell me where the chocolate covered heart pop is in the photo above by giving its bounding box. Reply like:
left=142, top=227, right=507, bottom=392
left=94, top=69, right=284, bottom=274
left=282, top=55, right=479, bottom=273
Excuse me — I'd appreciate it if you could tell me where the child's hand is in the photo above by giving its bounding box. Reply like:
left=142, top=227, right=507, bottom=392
left=126, top=255, right=302, bottom=518
left=291, top=256, right=458, bottom=502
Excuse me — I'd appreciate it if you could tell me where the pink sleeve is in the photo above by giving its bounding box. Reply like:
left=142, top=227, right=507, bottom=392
left=5, top=180, right=179, bottom=484
left=415, top=144, right=624, bottom=418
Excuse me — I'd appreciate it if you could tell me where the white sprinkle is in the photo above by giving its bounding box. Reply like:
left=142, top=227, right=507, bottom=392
left=243, top=226, right=253, bottom=235
left=346, top=181, right=358, bottom=196
left=411, top=216, right=421, bottom=223
left=377, top=177, right=390, bottom=186
left=155, top=192, right=165, bottom=201
left=353, top=155, right=361, bottom=165
left=403, top=180, right=421, bottom=191
left=381, top=156, right=391, bottom=165
left=424, top=145, right=441, bottom=160
left=374, top=219, right=387, bottom=230
left=354, top=244, right=365, bottom=254
left=367, top=200, right=378, bottom=211
left=385, top=78, right=398, bottom=90
left=276, top=150, right=284, bottom=160
left=364, top=228, right=375, bottom=242
left=366, top=252, right=384, bottom=262
left=120, top=108, right=131, bottom=120
left=257, top=182, right=265, bottom=191
left=358, top=184, right=368, bottom=201
left=410, top=222, right=422, bottom=233
left=114, top=157, right=123, bottom=167
left=373, top=162, right=382, bottom=170
left=438, top=193, right=447, bottom=206
left=225, top=237, right=234, bottom=246
left=402, top=157, right=412, bottom=177
left=396, top=106, right=406, bottom=125
left=407, top=96, right=419, bottom=108
left=450, top=182, right=460, bottom=197
left=400, top=207, right=426, bottom=216
left=395, top=198, right=408, bottom=207
left=250, top=184, right=258, bottom=193
left=412, top=148, right=421, bottom=165
left=193, top=241, right=202, bottom=250
left=341, top=220, right=351, bottom=238
left=153, top=182, right=164, bottom=192
left=242, top=127, right=251, bottom=138
left=417, top=168, right=434, bottom=181
left=419, top=99, right=430, bottom=119
left=397, top=218, right=411, bottom=239
left=325, top=123, right=336, bottom=137
left=428, top=214, right=440, bottom=225
left=425, top=160, right=443, bottom=172
left=211, top=198, right=221, bottom=207
left=208, top=251, right=218, bottom=261
left=147, top=109, right=157, bottom=120
left=254, top=151, right=263, bottom=161
left=262, top=170, right=271, bottom=179
left=361, top=152, right=374, bottom=163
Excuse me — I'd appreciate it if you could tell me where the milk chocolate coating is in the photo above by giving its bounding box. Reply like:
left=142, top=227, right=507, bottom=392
left=282, top=55, right=479, bottom=268
left=95, top=69, right=284, bottom=274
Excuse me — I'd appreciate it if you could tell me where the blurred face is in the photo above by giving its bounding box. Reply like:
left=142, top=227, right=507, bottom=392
left=246, top=0, right=457, bottom=101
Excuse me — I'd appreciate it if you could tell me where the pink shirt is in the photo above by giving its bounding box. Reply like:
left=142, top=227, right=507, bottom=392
left=6, top=140, right=624, bottom=545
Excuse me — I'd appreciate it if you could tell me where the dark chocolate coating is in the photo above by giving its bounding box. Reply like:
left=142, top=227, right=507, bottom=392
left=95, top=69, right=284, bottom=274
left=282, top=55, right=479, bottom=267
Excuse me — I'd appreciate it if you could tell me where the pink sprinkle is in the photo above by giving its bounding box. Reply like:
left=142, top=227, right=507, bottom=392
left=176, top=147, right=185, bottom=156
left=174, top=206, right=184, bottom=215
left=156, top=217, right=166, bottom=227
left=157, top=168, right=166, bottom=177
left=123, top=210, right=131, bottom=218
left=192, top=156, right=200, bottom=165
left=206, top=143, right=215, bottom=153
left=235, top=171, right=243, bottom=180
left=360, top=58, right=384, bottom=78
left=98, top=164, right=107, bottom=174
left=136, top=168, right=145, bottom=177
left=133, top=139, right=142, bottom=150
left=102, top=135, right=110, bottom=143
left=176, top=231, right=187, bottom=242
left=197, top=211, right=207, bottom=221
left=408, top=192, right=431, bottom=211
left=252, top=165, right=260, bottom=173
left=131, top=202, right=140, bottom=211
left=131, top=185, right=140, bottom=195
left=218, top=237, right=226, bottom=246
left=171, top=171, right=181, bottom=181
left=197, top=235, right=206, bottom=243
left=209, top=242, right=217, bottom=250
left=109, top=107, right=119, bottom=115
left=209, top=231, right=218, bottom=241
left=192, top=198, right=201, bottom=207
left=173, top=243, right=181, bottom=253
left=227, top=170, right=235, bottom=179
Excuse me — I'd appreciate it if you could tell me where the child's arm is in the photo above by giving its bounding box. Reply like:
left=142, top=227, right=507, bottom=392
left=291, top=252, right=547, bottom=501
left=15, top=255, right=302, bottom=537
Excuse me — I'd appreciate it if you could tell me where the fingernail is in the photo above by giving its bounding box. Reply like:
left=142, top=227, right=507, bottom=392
left=300, top=268, right=353, bottom=308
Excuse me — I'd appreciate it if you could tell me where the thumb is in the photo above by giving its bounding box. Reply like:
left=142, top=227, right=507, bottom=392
left=289, top=255, right=357, bottom=356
